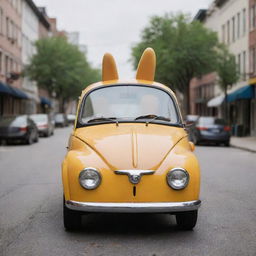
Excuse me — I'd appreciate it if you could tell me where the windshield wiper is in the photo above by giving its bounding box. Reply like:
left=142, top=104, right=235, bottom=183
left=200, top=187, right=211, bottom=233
left=87, top=117, right=119, bottom=126
left=134, top=114, right=170, bottom=126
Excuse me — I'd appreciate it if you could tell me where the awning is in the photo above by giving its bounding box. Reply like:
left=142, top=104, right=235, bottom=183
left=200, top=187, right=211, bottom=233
left=8, top=86, right=28, bottom=99
left=227, top=85, right=254, bottom=102
left=40, top=96, right=52, bottom=106
left=0, top=82, right=12, bottom=95
left=207, top=94, right=225, bottom=107
left=0, top=82, right=28, bottom=99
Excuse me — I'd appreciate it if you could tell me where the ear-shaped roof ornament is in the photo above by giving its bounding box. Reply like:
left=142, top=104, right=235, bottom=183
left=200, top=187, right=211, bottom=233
left=102, top=53, right=119, bottom=82
left=136, top=48, right=156, bottom=82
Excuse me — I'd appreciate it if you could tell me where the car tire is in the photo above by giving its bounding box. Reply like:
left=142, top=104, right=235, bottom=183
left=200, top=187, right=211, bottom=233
left=26, top=134, right=33, bottom=145
left=193, top=135, right=199, bottom=145
left=225, top=141, right=230, bottom=147
left=176, top=210, right=198, bottom=230
left=34, top=133, right=39, bottom=143
left=63, top=198, right=81, bottom=231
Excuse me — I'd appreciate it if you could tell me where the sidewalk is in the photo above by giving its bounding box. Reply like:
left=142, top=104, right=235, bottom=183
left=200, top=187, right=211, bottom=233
left=230, top=136, right=256, bottom=153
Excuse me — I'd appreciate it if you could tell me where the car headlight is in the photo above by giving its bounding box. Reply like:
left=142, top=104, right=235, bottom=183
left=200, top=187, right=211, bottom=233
left=167, top=168, right=189, bottom=190
left=79, top=168, right=101, bottom=190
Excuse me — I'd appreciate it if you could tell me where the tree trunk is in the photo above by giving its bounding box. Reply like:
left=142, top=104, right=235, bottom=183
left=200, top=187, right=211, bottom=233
left=59, top=97, right=66, bottom=113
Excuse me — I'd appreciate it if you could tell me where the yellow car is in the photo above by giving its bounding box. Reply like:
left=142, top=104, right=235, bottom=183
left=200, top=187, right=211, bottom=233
left=62, top=48, right=201, bottom=231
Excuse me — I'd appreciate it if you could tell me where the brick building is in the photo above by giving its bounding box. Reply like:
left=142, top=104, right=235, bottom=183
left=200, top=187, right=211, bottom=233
left=192, top=0, right=256, bottom=136
left=249, top=0, right=256, bottom=135
left=0, top=0, right=27, bottom=115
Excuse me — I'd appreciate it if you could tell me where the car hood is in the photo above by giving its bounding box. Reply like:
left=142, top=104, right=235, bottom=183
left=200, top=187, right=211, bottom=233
left=74, top=123, right=187, bottom=170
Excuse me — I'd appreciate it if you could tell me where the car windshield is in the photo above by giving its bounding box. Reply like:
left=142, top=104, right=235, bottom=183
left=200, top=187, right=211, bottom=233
left=30, top=114, right=47, bottom=122
left=0, top=116, right=27, bottom=127
left=55, top=114, right=64, bottom=121
left=80, top=85, right=179, bottom=124
left=199, top=117, right=226, bottom=125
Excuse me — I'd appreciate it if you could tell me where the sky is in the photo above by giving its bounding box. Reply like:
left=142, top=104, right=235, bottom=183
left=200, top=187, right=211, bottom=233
left=34, top=0, right=213, bottom=78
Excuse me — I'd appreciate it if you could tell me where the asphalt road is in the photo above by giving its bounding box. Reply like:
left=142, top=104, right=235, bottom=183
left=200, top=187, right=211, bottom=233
left=0, top=127, right=256, bottom=256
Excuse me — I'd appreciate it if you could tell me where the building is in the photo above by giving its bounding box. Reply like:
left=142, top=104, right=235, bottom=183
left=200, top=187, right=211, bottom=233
left=21, top=0, right=52, bottom=114
left=192, top=0, right=255, bottom=136
left=0, top=0, right=27, bottom=115
left=249, top=0, right=256, bottom=136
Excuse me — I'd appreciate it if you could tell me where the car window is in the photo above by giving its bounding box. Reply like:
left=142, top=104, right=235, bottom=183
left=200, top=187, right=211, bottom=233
left=55, top=114, right=64, bottom=121
left=0, top=116, right=27, bottom=127
left=199, top=117, right=226, bottom=125
left=30, top=114, right=47, bottom=122
left=80, top=85, right=179, bottom=124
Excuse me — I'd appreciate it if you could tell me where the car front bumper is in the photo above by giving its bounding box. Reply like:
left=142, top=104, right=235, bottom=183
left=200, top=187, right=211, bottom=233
left=65, top=200, right=201, bottom=213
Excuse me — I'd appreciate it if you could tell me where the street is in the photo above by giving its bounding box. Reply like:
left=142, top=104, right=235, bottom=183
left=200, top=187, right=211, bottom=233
left=0, top=127, right=256, bottom=256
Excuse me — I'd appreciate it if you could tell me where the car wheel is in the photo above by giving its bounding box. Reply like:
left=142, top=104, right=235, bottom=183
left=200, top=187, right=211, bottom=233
left=26, top=134, right=33, bottom=145
left=225, top=141, right=230, bottom=147
left=63, top=198, right=81, bottom=231
left=193, top=135, right=199, bottom=145
left=176, top=210, right=198, bottom=230
left=34, top=132, right=39, bottom=143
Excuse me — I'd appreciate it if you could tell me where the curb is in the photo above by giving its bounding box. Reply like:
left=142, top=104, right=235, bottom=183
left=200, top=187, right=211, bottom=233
left=230, top=144, right=256, bottom=153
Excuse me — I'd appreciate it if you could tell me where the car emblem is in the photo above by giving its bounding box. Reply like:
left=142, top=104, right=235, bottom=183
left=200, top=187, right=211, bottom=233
left=114, top=170, right=154, bottom=184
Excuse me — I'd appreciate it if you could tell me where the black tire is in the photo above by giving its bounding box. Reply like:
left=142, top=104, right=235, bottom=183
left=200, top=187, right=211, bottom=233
left=26, top=134, right=33, bottom=145
left=193, top=136, right=199, bottom=145
left=225, top=141, right=230, bottom=147
left=34, top=133, right=39, bottom=143
left=176, top=210, right=198, bottom=230
left=63, top=199, right=81, bottom=231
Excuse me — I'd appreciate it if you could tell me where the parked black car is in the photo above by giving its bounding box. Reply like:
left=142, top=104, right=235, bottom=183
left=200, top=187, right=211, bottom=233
left=30, top=114, right=54, bottom=137
left=0, top=115, right=39, bottom=144
left=190, top=116, right=231, bottom=146
left=55, top=113, right=68, bottom=127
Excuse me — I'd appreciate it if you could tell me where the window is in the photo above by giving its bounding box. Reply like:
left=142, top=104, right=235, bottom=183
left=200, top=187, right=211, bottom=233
left=250, top=5, right=256, bottom=30
left=232, top=16, right=235, bottom=42
left=6, top=17, right=9, bottom=38
left=243, top=51, right=246, bottom=80
left=237, top=54, right=241, bottom=75
left=0, top=8, right=3, bottom=34
left=237, top=12, right=240, bottom=38
left=222, top=24, right=226, bottom=43
left=5, top=56, right=9, bottom=74
left=227, top=20, right=230, bottom=43
left=242, top=8, right=246, bottom=35
left=0, top=52, right=2, bottom=73
left=251, top=48, right=256, bottom=75
left=80, top=85, right=179, bottom=125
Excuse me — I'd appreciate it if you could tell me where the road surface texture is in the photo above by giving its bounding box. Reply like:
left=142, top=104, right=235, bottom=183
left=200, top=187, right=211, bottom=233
left=0, top=127, right=256, bottom=256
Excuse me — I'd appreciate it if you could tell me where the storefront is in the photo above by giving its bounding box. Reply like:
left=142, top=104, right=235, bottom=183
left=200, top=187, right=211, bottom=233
left=227, top=85, right=255, bottom=136
left=0, top=82, right=28, bottom=116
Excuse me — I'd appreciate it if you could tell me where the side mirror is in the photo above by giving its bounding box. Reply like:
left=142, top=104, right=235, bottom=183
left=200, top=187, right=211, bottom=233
left=189, top=141, right=195, bottom=152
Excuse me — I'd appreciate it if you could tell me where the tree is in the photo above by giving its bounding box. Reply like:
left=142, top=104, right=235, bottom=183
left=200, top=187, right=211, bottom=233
left=216, top=45, right=240, bottom=120
left=25, top=37, right=100, bottom=112
left=131, top=13, right=220, bottom=114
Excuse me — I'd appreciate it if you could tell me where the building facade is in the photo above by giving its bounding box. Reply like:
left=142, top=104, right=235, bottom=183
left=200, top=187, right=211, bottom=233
left=0, top=0, right=27, bottom=115
left=249, top=0, right=256, bottom=136
left=192, top=0, right=255, bottom=136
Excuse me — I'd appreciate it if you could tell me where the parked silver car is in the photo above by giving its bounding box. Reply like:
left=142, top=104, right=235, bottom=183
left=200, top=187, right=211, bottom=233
left=30, top=114, right=54, bottom=137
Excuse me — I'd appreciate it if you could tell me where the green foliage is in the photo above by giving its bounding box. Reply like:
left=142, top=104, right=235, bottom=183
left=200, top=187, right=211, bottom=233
left=132, top=14, right=219, bottom=91
left=131, top=13, right=239, bottom=114
left=25, top=37, right=100, bottom=102
left=216, top=45, right=240, bottom=92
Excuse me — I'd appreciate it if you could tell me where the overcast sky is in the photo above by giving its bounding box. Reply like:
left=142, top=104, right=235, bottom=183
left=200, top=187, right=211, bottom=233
left=34, top=0, right=212, bottom=78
